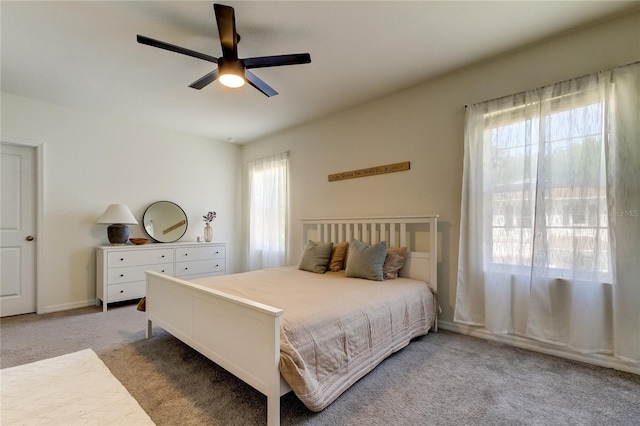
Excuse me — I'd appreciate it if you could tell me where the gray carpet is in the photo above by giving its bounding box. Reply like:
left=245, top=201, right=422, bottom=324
left=2, top=303, right=639, bottom=425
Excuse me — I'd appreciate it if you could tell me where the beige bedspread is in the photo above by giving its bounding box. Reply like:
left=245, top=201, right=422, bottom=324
left=193, top=266, right=436, bottom=411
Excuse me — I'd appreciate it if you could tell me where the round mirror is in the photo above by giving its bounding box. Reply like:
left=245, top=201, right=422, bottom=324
left=143, top=201, right=188, bottom=243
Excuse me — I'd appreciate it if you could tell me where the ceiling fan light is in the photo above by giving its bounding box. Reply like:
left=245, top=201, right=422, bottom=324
left=219, top=73, right=245, bottom=88
left=218, top=57, right=245, bottom=88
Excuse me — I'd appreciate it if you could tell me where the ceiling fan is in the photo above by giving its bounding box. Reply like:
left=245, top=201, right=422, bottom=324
left=137, top=3, right=311, bottom=97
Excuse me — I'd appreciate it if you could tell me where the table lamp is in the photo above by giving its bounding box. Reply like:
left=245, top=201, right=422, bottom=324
left=96, top=204, right=138, bottom=245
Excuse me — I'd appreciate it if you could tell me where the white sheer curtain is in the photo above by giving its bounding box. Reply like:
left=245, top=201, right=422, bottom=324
left=455, top=63, right=639, bottom=364
left=247, top=152, right=289, bottom=271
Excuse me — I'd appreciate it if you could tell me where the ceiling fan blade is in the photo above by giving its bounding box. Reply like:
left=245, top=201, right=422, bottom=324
left=137, top=35, right=218, bottom=64
left=245, top=71, right=278, bottom=97
left=189, top=70, right=220, bottom=90
left=244, top=53, right=312, bottom=69
left=214, top=4, right=238, bottom=58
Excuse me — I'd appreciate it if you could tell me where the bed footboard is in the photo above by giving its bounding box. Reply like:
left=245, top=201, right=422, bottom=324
left=145, top=271, right=284, bottom=426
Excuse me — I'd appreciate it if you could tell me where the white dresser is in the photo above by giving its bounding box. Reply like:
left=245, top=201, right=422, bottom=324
left=96, top=242, right=226, bottom=311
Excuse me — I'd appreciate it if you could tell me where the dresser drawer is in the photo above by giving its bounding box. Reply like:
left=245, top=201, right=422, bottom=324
left=107, top=263, right=174, bottom=285
left=175, top=245, right=225, bottom=262
left=175, top=259, right=225, bottom=277
left=210, top=245, right=226, bottom=259
left=107, top=249, right=174, bottom=267
left=108, top=281, right=146, bottom=302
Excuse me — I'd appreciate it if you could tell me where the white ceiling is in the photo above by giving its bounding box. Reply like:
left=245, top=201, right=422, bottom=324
left=2, top=1, right=637, bottom=144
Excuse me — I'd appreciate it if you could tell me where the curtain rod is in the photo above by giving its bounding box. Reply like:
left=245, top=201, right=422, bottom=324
left=246, top=150, right=290, bottom=163
left=464, top=60, right=639, bottom=109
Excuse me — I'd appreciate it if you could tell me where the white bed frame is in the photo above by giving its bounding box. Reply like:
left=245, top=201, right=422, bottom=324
left=145, top=215, right=438, bottom=426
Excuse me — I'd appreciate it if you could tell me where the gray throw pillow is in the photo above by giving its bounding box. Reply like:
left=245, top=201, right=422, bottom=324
left=345, top=239, right=387, bottom=281
left=299, top=240, right=333, bottom=273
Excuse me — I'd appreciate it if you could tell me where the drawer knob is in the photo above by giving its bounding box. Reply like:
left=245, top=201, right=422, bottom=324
left=119, top=290, right=124, bottom=293
left=162, top=255, right=165, bottom=258
left=120, top=274, right=124, bottom=277
left=120, top=258, right=124, bottom=261
left=161, top=270, right=165, bottom=273
left=185, top=267, right=188, bottom=270
left=216, top=251, right=219, bottom=254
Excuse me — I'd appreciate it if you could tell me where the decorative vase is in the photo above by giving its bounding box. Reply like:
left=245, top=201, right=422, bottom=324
left=204, top=224, right=213, bottom=242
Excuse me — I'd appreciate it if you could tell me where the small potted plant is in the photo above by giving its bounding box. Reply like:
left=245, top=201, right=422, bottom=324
left=203, top=211, right=216, bottom=242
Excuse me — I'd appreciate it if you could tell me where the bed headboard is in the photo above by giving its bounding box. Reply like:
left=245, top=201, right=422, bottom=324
left=301, top=216, right=438, bottom=292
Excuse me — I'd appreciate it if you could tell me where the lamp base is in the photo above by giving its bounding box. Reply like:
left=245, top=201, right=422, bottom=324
left=107, top=224, right=130, bottom=245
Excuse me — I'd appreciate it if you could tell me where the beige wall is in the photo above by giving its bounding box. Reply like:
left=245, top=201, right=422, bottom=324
left=241, top=11, right=640, bottom=323
left=1, top=93, right=242, bottom=312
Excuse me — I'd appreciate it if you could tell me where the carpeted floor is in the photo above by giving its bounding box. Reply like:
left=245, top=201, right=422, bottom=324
left=2, top=303, right=639, bottom=425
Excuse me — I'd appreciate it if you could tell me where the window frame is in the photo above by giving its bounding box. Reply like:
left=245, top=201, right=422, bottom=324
left=482, top=90, right=612, bottom=281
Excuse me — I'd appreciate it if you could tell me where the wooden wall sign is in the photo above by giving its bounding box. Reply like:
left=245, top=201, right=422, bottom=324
left=328, top=161, right=410, bottom=182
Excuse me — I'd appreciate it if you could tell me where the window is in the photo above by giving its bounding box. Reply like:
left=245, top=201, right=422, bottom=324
left=247, top=152, right=289, bottom=270
left=486, top=95, right=610, bottom=278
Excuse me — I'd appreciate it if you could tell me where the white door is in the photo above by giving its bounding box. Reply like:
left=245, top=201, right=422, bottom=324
left=1, top=143, right=37, bottom=316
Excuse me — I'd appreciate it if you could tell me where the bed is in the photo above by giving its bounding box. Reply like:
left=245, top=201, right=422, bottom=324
left=145, top=216, right=438, bottom=426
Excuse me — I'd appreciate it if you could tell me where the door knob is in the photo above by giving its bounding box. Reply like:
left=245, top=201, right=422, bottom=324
left=26, top=236, right=34, bottom=241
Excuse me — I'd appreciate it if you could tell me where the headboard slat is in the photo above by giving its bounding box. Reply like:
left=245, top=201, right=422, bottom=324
left=380, top=223, right=387, bottom=246
left=389, top=223, right=396, bottom=247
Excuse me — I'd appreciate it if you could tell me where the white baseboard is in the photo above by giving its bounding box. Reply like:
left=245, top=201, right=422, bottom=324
left=43, top=299, right=96, bottom=314
left=438, top=320, right=639, bottom=375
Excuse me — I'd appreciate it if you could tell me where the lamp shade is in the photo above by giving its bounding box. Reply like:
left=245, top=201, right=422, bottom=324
left=96, top=204, right=138, bottom=225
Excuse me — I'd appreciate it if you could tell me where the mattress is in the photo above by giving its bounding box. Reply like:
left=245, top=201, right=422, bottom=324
left=193, top=266, right=436, bottom=411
